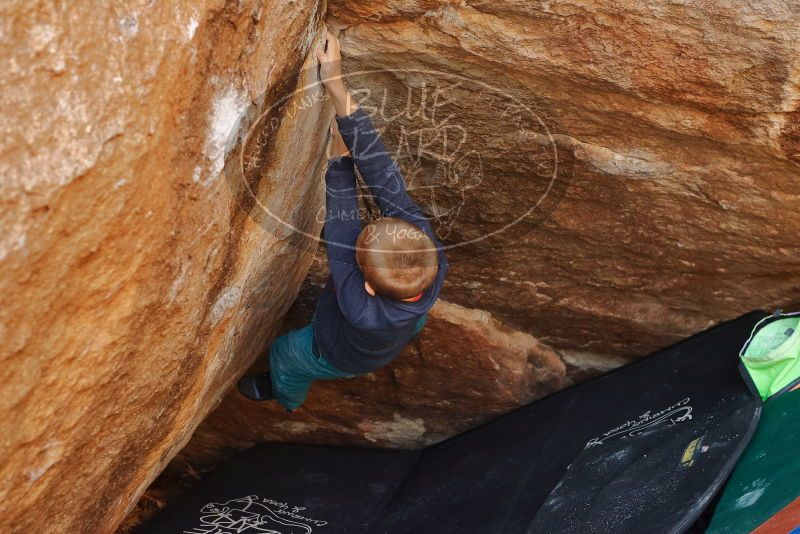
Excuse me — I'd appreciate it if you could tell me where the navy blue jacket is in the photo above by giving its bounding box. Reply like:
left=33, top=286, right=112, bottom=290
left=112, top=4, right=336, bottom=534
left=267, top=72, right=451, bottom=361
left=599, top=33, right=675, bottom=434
left=314, top=107, right=448, bottom=374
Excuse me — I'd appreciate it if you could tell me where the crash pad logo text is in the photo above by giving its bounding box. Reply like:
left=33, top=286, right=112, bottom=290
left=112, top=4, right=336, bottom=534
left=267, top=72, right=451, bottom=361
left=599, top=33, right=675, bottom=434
left=184, top=495, right=326, bottom=534
left=585, top=397, right=694, bottom=448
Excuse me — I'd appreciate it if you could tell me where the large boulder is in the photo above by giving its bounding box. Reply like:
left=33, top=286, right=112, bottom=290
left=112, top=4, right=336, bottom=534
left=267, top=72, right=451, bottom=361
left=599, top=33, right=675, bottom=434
left=120, top=253, right=565, bottom=529
left=176, top=294, right=567, bottom=457
left=0, top=1, right=329, bottom=532
left=152, top=0, right=800, bottom=514
left=326, top=0, right=800, bottom=365
left=4, top=0, right=800, bottom=532
left=181, top=300, right=568, bottom=454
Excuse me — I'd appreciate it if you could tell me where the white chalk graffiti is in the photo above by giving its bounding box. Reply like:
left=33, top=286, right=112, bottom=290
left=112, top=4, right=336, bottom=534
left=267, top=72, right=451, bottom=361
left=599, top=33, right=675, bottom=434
left=182, top=495, right=327, bottom=534
left=585, top=398, right=694, bottom=448
left=735, top=478, right=770, bottom=509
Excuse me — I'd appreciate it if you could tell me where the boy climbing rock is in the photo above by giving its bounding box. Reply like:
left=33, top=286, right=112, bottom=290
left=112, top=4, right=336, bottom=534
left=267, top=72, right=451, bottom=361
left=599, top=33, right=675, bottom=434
left=237, top=32, right=448, bottom=411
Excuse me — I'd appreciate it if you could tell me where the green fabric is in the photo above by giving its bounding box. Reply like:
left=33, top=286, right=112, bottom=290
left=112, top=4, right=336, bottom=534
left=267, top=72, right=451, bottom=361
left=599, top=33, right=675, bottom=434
left=741, top=315, right=800, bottom=400
left=707, top=388, right=800, bottom=533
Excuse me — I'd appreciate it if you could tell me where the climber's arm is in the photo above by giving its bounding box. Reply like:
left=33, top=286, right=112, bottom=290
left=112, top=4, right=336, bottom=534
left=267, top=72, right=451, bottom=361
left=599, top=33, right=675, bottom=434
left=316, top=31, right=358, bottom=117
left=324, top=156, right=360, bottom=267
left=334, top=110, right=432, bottom=229
left=334, top=108, right=449, bottom=281
left=316, top=32, right=428, bottom=231
left=323, top=156, right=372, bottom=323
left=318, top=32, right=448, bottom=276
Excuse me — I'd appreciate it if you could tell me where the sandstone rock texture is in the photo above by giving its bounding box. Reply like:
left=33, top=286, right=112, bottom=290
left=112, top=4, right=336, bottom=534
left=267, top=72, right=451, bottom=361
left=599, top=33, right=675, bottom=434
left=174, top=257, right=566, bottom=458
left=121, top=254, right=569, bottom=529
left=4, top=0, right=800, bottom=532
left=159, top=1, right=800, bottom=516
left=185, top=296, right=565, bottom=449
left=326, top=0, right=800, bottom=364
left=0, top=1, right=329, bottom=532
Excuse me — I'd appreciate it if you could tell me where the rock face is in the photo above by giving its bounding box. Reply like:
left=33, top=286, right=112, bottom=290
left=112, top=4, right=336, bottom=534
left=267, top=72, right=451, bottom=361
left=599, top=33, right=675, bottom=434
left=173, top=256, right=567, bottom=463
left=326, top=0, right=800, bottom=363
left=4, top=1, right=800, bottom=533
left=0, top=1, right=329, bottom=532
left=185, top=296, right=565, bottom=450
left=120, top=253, right=569, bottom=529
left=150, top=0, right=800, bottom=520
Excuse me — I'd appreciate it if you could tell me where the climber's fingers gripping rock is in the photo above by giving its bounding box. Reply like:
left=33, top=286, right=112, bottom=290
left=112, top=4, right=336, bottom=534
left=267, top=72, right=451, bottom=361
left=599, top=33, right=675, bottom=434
left=316, top=30, right=358, bottom=117
left=315, top=31, right=344, bottom=90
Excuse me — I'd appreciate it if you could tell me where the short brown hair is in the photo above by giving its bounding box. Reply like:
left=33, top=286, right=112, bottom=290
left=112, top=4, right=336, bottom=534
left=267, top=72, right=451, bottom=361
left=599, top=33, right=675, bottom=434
left=356, top=217, right=438, bottom=300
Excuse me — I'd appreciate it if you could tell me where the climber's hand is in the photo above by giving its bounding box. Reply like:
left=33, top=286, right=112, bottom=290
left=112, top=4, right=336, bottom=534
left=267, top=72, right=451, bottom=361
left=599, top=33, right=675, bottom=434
left=316, top=31, right=358, bottom=116
left=316, top=31, right=345, bottom=93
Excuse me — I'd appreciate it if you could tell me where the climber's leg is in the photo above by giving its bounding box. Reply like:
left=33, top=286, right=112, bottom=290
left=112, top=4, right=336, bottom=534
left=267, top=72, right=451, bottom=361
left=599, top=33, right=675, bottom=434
left=237, top=325, right=313, bottom=405
left=241, top=314, right=422, bottom=409
left=267, top=322, right=356, bottom=411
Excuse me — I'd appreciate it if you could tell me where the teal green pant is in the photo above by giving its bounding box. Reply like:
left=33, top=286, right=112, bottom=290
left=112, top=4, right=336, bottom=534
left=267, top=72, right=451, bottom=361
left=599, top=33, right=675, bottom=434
left=269, top=314, right=427, bottom=411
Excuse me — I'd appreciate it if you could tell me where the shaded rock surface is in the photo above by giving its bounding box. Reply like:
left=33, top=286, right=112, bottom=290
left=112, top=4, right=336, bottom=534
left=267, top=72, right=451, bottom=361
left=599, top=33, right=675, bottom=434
left=123, top=254, right=569, bottom=529
left=0, top=1, right=328, bottom=532
left=3, top=1, right=800, bottom=533
left=190, top=295, right=565, bottom=446
left=327, top=0, right=800, bottom=361
left=134, top=0, right=800, bottom=525
left=176, top=257, right=567, bottom=457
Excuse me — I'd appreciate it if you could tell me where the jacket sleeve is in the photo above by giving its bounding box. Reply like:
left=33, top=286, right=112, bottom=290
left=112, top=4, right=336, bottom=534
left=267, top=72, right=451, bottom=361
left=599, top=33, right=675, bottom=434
left=335, top=108, right=449, bottom=275
left=323, top=155, right=372, bottom=324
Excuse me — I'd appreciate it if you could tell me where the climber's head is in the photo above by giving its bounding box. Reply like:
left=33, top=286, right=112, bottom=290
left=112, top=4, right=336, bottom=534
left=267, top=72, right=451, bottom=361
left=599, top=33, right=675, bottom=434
left=356, top=217, right=438, bottom=300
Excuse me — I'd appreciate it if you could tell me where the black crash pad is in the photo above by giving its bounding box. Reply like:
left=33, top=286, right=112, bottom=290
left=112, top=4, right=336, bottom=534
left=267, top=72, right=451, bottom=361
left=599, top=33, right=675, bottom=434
left=138, top=312, right=765, bottom=534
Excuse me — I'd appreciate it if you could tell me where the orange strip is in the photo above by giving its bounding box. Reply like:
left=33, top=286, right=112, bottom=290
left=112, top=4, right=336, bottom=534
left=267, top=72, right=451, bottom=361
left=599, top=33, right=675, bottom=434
left=753, top=496, right=800, bottom=534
